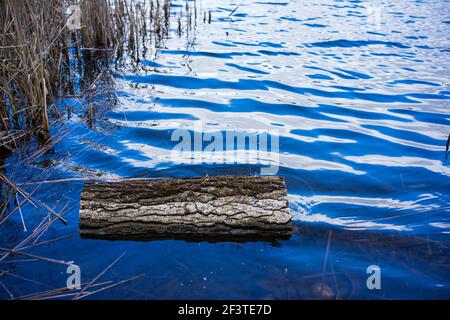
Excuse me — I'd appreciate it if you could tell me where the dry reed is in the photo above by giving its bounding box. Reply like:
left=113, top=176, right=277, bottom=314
left=0, top=0, right=174, bottom=148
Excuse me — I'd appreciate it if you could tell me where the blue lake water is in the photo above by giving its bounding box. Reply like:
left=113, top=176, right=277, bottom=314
left=1, top=0, right=449, bottom=299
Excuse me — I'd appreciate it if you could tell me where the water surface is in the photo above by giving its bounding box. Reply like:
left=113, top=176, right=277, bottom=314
left=1, top=0, right=449, bottom=299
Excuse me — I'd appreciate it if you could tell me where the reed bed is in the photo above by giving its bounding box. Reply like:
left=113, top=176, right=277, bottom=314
left=0, top=0, right=175, bottom=148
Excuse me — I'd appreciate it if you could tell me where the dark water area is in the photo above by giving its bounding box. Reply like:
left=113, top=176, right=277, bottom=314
left=1, top=0, right=449, bottom=299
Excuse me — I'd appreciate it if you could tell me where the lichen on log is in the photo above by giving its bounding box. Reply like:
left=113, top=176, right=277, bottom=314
left=79, top=175, right=292, bottom=242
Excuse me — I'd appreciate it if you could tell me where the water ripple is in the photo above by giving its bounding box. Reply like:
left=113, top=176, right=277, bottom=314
left=8, top=0, right=447, bottom=299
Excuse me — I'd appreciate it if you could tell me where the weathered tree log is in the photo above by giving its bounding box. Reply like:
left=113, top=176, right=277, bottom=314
left=79, top=176, right=292, bottom=242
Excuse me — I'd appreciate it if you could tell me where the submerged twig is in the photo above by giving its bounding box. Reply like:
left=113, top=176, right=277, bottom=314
left=15, top=193, right=27, bottom=232
left=76, top=274, right=145, bottom=300
left=73, top=251, right=127, bottom=300
left=228, top=1, right=243, bottom=17
left=0, top=280, right=13, bottom=299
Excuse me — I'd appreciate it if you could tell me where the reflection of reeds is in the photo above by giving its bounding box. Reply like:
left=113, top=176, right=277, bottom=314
left=0, top=0, right=175, bottom=148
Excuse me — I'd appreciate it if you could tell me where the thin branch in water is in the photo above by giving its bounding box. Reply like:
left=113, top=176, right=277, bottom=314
left=228, top=1, right=243, bottom=17
left=0, top=173, right=38, bottom=208
left=0, top=248, right=72, bottom=266
left=19, top=234, right=74, bottom=251
left=0, top=270, right=50, bottom=288
left=76, top=274, right=145, bottom=300
left=0, top=280, right=14, bottom=299
left=73, top=251, right=128, bottom=300
left=15, top=193, right=27, bottom=232
left=0, top=258, right=39, bottom=264
left=15, top=280, right=112, bottom=300
left=1, top=179, right=68, bottom=225
left=0, top=181, right=42, bottom=226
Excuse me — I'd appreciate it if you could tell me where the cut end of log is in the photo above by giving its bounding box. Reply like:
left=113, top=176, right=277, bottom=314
left=79, top=175, right=292, bottom=242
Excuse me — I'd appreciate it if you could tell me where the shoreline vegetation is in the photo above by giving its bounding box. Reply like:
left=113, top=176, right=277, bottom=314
left=0, top=0, right=203, bottom=153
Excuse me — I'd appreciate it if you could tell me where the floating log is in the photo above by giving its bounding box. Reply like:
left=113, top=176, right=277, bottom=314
left=79, top=176, right=292, bottom=242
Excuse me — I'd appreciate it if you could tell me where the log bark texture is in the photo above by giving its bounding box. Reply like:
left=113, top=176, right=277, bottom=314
left=79, top=176, right=292, bottom=241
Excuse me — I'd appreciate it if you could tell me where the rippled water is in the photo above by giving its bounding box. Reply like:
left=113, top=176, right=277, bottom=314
left=1, top=0, right=450, bottom=299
